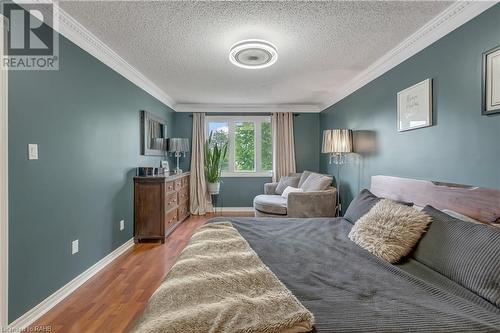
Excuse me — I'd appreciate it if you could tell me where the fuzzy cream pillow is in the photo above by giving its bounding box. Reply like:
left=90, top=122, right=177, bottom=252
left=348, top=199, right=431, bottom=263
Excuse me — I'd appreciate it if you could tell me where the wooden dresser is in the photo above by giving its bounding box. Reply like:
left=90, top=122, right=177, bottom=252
left=134, top=172, right=190, bottom=243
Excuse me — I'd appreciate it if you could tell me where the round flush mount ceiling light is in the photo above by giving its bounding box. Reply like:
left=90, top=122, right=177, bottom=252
left=229, top=39, right=278, bottom=69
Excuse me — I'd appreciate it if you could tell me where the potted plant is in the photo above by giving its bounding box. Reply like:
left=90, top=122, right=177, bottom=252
left=204, top=131, right=228, bottom=195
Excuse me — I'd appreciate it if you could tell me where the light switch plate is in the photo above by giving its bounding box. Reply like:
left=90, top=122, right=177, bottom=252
left=119, top=220, right=124, bottom=231
left=72, top=239, right=79, bottom=255
left=28, top=144, right=38, bottom=160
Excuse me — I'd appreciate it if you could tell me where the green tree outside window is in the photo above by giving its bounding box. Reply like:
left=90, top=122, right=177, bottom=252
left=235, top=122, right=255, bottom=171
left=261, top=122, right=272, bottom=171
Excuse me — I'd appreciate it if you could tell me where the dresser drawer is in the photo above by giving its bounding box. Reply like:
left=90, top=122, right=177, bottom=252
left=181, top=176, right=189, bottom=188
left=165, top=181, right=175, bottom=193
left=135, top=173, right=189, bottom=244
left=177, top=201, right=189, bottom=221
left=165, top=191, right=178, bottom=212
left=165, top=209, right=178, bottom=233
left=178, top=187, right=189, bottom=203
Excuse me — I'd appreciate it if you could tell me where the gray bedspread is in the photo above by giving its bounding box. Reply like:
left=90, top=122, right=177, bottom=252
left=208, top=216, right=500, bottom=333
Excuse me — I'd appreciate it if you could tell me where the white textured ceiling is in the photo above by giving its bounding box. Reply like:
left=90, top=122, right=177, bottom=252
left=60, top=1, right=452, bottom=108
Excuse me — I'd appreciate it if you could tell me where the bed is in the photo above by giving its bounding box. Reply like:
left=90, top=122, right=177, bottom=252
left=136, top=176, right=500, bottom=332
left=207, top=216, right=500, bottom=332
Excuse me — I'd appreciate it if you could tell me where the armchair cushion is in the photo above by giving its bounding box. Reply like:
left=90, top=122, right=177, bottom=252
left=254, top=195, right=287, bottom=215
left=264, top=182, right=279, bottom=195
left=275, top=176, right=300, bottom=194
left=298, top=171, right=313, bottom=188
left=300, top=173, right=332, bottom=192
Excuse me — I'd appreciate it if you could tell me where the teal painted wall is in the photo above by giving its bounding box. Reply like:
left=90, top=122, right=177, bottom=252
left=294, top=114, right=321, bottom=173
left=174, top=113, right=320, bottom=207
left=8, top=35, right=174, bottom=321
left=12, top=3, right=498, bottom=322
left=320, top=5, right=500, bottom=212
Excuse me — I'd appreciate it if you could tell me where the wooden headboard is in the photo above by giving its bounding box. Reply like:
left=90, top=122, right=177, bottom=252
left=370, top=175, right=500, bottom=224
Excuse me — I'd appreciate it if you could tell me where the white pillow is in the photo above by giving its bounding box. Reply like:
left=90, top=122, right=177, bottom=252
left=442, top=209, right=482, bottom=224
left=281, top=186, right=303, bottom=199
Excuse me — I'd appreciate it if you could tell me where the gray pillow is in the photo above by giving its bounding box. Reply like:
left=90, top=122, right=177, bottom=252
left=414, top=206, right=500, bottom=307
left=275, top=176, right=300, bottom=195
left=300, top=173, right=332, bottom=192
left=344, top=189, right=413, bottom=224
left=343, top=189, right=380, bottom=224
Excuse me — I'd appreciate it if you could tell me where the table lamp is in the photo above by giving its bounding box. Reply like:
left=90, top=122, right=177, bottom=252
left=168, top=138, right=190, bottom=174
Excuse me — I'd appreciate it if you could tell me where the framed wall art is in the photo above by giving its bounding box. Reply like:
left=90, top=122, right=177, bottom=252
left=397, top=78, right=433, bottom=132
left=482, top=45, right=500, bottom=115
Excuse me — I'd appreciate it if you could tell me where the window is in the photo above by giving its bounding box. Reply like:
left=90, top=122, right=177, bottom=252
left=206, top=116, right=272, bottom=177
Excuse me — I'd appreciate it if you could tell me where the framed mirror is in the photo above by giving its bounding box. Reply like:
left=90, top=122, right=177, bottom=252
left=140, top=110, right=167, bottom=156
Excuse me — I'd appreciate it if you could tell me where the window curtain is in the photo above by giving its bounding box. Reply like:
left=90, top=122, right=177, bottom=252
left=271, top=112, right=296, bottom=182
left=190, top=113, right=212, bottom=215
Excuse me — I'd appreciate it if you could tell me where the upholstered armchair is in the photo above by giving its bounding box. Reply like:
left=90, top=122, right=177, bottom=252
left=254, top=172, right=337, bottom=218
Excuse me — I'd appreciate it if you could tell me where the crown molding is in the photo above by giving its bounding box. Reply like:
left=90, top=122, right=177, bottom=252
left=15, top=1, right=497, bottom=113
left=16, top=0, right=176, bottom=110
left=320, top=1, right=498, bottom=110
left=175, top=103, right=322, bottom=113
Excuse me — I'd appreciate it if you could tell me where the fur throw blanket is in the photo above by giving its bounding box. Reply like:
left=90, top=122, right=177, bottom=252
left=131, top=222, right=314, bottom=333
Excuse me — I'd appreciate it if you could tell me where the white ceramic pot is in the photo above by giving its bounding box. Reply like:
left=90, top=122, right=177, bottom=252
left=207, top=182, right=220, bottom=195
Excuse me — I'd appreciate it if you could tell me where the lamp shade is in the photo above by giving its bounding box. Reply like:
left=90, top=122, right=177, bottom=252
left=322, top=129, right=353, bottom=153
left=168, top=138, right=189, bottom=153
left=181, top=138, right=190, bottom=152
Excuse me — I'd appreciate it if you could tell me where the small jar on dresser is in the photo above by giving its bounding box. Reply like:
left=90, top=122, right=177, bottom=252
left=134, top=172, right=190, bottom=243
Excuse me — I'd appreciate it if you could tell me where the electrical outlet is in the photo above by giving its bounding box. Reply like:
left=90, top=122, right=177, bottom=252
left=28, top=144, right=38, bottom=160
left=72, top=239, right=79, bottom=255
left=119, top=220, right=124, bottom=231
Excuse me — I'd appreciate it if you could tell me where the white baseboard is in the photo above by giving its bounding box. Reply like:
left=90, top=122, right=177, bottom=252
left=8, top=238, right=135, bottom=330
left=215, top=207, right=254, bottom=213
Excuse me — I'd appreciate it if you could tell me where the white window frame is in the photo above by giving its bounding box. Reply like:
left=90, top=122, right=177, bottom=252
left=205, top=115, right=272, bottom=178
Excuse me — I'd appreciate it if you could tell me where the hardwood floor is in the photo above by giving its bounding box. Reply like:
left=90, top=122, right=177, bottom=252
left=28, top=212, right=253, bottom=333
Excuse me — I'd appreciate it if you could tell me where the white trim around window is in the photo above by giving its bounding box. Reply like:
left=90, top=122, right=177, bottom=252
left=205, top=115, right=273, bottom=178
